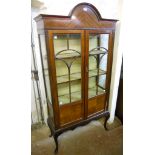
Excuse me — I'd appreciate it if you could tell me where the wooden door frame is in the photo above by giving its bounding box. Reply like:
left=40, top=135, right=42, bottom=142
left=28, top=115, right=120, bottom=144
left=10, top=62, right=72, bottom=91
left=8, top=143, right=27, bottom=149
left=85, top=29, right=114, bottom=118
left=47, top=30, right=85, bottom=129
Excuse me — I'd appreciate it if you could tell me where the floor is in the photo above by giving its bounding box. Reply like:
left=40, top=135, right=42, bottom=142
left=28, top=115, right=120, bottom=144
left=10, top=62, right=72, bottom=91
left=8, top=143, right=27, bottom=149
left=32, top=117, right=123, bottom=155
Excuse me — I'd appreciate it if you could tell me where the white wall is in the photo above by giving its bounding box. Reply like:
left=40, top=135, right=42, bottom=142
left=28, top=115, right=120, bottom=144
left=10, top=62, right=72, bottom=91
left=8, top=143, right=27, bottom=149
left=108, top=21, right=123, bottom=123
left=31, top=0, right=123, bottom=123
left=31, top=9, right=48, bottom=124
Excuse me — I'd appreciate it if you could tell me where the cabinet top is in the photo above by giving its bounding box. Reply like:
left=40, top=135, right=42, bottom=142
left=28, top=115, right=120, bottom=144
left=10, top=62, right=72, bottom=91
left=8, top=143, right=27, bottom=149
left=34, top=3, right=118, bottom=31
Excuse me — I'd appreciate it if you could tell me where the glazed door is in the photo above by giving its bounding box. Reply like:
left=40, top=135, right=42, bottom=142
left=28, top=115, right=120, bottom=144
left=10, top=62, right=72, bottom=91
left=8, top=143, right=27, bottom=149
left=48, top=30, right=85, bottom=128
left=85, top=30, right=114, bottom=117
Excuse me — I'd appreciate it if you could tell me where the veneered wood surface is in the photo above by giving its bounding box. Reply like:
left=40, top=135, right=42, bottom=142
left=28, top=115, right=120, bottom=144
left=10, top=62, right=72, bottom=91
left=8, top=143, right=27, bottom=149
left=59, top=101, right=83, bottom=127
left=34, top=3, right=117, bottom=31
left=88, top=94, right=106, bottom=116
left=85, top=29, right=114, bottom=117
left=47, top=30, right=85, bottom=129
left=35, top=3, right=117, bottom=130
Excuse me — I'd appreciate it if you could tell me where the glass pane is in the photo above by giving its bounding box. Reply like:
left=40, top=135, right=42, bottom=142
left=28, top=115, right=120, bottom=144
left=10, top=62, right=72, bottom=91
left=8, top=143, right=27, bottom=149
left=70, top=80, right=81, bottom=102
left=58, top=83, right=69, bottom=105
left=39, top=34, right=54, bottom=125
left=40, top=35, right=52, bottom=103
left=53, top=34, right=82, bottom=105
left=88, top=34, right=109, bottom=98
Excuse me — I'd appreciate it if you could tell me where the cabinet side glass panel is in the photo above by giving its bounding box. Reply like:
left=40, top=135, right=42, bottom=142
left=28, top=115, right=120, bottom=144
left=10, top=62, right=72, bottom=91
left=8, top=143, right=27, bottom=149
left=53, top=34, right=82, bottom=105
left=40, top=35, right=52, bottom=103
left=88, top=34, right=109, bottom=98
left=40, top=35, right=54, bottom=123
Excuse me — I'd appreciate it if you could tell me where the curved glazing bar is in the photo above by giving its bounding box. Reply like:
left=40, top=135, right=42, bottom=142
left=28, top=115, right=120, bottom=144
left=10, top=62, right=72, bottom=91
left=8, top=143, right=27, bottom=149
left=53, top=33, right=82, bottom=105
left=55, top=49, right=81, bottom=56
left=88, top=33, right=109, bottom=98
left=89, top=46, right=108, bottom=54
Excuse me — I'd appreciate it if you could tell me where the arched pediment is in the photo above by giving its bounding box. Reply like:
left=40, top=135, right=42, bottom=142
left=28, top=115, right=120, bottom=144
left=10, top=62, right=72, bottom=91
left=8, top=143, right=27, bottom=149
left=34, top=3, right=117, bottom=30
left=69, top=3, right=102, bottom=21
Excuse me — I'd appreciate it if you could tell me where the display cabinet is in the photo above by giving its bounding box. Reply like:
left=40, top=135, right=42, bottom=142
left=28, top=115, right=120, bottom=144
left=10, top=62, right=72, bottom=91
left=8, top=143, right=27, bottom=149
left=34, top=3, right=117, bottom=153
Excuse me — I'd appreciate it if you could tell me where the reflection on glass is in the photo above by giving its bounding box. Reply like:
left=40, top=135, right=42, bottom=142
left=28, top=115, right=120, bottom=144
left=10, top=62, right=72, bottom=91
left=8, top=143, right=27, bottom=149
left=70, top=80, right=81, bottom=102
left=88, top=34, right=109, bottom=98
left=40, top=35, right=52, bottom=103
left=53, top=34, right=82, bottom=105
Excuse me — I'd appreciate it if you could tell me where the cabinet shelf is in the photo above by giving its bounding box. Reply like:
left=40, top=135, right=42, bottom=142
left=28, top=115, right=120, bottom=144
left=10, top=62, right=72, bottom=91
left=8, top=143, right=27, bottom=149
left=57, top=68, right=106, bottom=84
left=57, top=72, right=81, bottom=84
left=58, top=91, right=81, bottom=104
left=89, top=50, right=107, bottom=55
left=89, top=86, right=106, bottom=98
left=55, top=52, right=81, bottom=59
left=58, top=86, right=106, bottom=105
left=55, top=50, right=107, bottom=59
left=89, top=69, right=106, bottom=77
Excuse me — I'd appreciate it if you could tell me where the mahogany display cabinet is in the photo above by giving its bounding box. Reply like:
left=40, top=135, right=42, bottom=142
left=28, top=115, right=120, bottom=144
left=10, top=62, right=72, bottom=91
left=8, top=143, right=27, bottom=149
left=34, top=3, right=118, bottom=153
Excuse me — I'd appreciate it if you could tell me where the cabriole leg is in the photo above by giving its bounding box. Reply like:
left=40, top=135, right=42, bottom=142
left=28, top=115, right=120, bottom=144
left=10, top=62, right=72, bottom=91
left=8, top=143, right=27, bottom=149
left=54, top=134, right=58, bottom=153
left=47, top=117, right=59, bottom=153
left=104, top=112, right=110, bottom=130
left=47, top=117, right=53, bottom=137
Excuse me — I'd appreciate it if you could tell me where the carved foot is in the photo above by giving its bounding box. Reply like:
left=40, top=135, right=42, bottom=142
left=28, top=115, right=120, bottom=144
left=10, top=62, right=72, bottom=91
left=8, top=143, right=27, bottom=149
left=54, top=134, right=58, bottom=153
left=47, top=117, right=53, bottom=137
left=104, top=112, right=110, bottom=130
